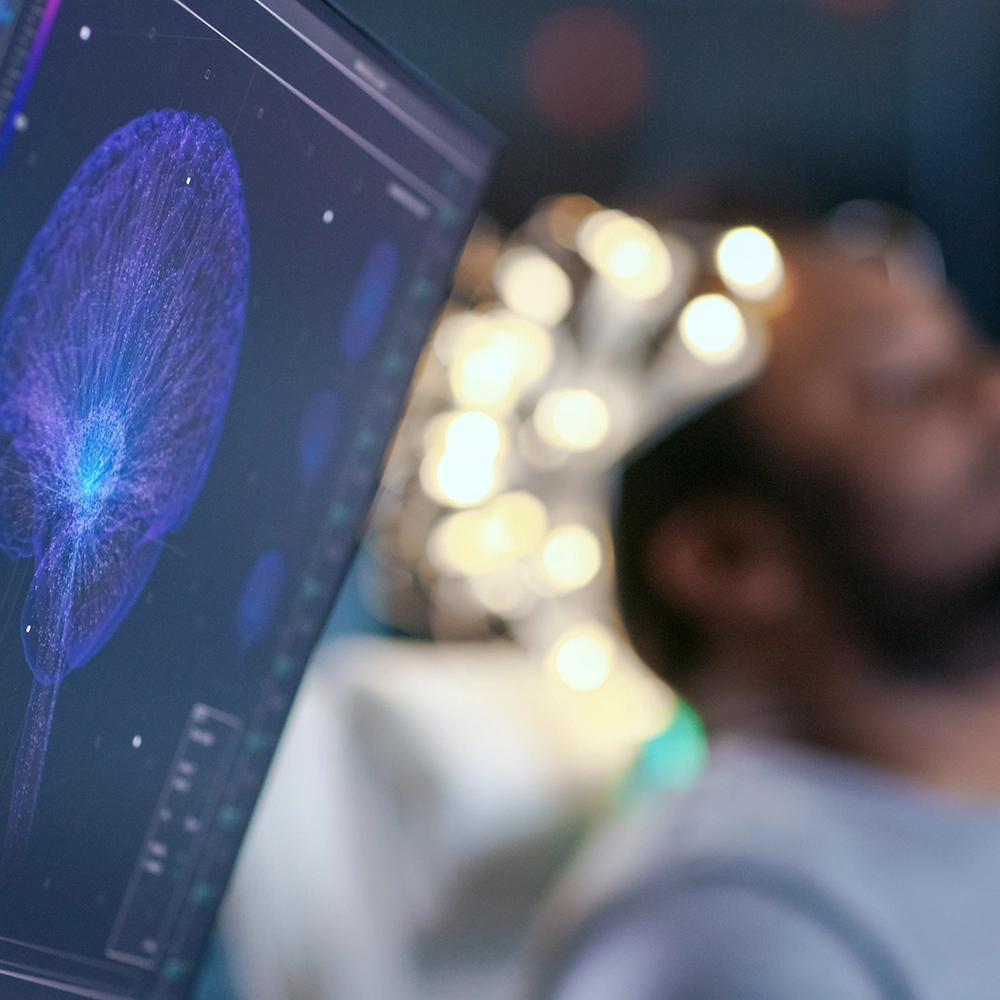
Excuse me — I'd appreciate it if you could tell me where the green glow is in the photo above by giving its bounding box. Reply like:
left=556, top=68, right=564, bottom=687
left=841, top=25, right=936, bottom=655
left=616, top=701, right=708, bottom=808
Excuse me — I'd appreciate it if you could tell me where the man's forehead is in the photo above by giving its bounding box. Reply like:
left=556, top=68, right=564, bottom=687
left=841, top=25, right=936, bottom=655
left=766, top=240, right=957, bottom=365
left=733, top=238, right=967, bottom=446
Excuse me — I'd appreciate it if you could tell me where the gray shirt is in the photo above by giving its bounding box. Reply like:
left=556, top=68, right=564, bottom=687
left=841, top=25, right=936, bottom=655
left=538, top=738, right=1000, bottom=1000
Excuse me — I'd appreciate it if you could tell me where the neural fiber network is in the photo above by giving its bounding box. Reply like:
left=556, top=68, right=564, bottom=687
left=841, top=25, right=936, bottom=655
left=0, top=109, right=250, bottom=859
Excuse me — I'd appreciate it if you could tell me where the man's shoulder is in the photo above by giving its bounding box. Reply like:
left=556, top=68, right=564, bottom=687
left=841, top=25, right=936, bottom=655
left=592, top=738, right=885, bottom=895
left=532, top=737, right=1000, bottom=1000
left=544, top=872, right=908, bottom=1000
left=533, top=739, right=874, bottom=980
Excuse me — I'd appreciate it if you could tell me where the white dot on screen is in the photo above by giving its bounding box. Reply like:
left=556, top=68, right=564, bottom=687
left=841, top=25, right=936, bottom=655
left=322, top=209, right=334, bottom=224
left=79, top=25, right=91, bottom=40
left=24, top=625, right=30, bottom=633
left=13, top=114, right=28, bottom=133
left=185, top=176, right=191, bottom=185
left=132, top=735, right=142, bottom=748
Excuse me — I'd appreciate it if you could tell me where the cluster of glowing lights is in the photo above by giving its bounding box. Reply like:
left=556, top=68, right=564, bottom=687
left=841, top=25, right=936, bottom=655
left=413, top=203, right=787, bottom=683
left=576, top=210, right=673, bottom=301
left=546, top=194, right=602, bottom=250
left=429, top=491, right=548, bottom=576
left=492, top=247, right=573, bottom=327
left=678, top=294, right=747, bottom=364
left=548, top=622, right=617, bottom=692
left=420, top=410, right=505, bottom=507
left=714, top=226, right=784, bottom=301
left=533, top=388, right=610, bottom=452
left=448, top=313, right=553, bottom=413
left=540, top=524, right=602, bottom=592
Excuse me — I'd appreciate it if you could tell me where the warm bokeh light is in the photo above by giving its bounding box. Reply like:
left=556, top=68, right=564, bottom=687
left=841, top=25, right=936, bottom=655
left=431, top=456, right=496, bottom=508
left=517, top=420, right=568, bottom=470
left=533, top=388, right=610, bottom=452
left=420, top=410, right=504, bottom=507
left=382, top=191, right=780, bottom=655
left=678, top=294, right=747, bottom=363
left=575, top=208, right=624, bottom=257
left=576, top=211, right=672, bottom=300
left=492, top=247, right=573, bottom=327
left=429, top=491, right=548, bottom=576
left=449, top=313, right=554, bottom=413
left=541, top=524, right=602, bottom=592
left=549, top=622, right=616, bottom=691
left=433, top=311, right=482, bottom=364
left=714, top=226, right=784, bottom=301
left=547, top=194, right=602, bottom=250
left=468, top=564, right=534, bottom=616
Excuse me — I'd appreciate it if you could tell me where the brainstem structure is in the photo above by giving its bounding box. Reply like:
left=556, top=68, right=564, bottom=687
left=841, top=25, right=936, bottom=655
left=0, top=110, right=250, bottom=857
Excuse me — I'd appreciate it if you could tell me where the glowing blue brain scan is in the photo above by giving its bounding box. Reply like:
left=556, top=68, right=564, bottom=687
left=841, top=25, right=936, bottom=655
left=0, top=108, right=250, bottom=857
left=0, top=0, right=496, bottom=990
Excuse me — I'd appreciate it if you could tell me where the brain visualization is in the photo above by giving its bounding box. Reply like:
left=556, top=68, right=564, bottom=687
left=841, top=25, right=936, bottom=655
left=0, top=0, right=495, bottom=993
left=0, top=109, right=250, bottom=858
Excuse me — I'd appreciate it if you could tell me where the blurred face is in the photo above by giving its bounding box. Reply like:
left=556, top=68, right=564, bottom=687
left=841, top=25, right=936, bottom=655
left=743, top=244, right=1000, bottom=674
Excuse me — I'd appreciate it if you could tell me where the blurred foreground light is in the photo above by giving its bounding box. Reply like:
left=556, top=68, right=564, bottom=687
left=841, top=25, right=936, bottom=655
left=576, top=211, right=672, bottom=300
left=575, top=209, right=624, bottom=257
left=429, top=491, right=548, bottom=576
left=533, top=388, right=610, bottom=452
left=420, top=410, right=504, bottom=507
left=433, top=311, right=482, bottom=364
left=541, top=524, right=602, bottom=592
left=678, top=294, right=747, bottom=364
left=517, top=419, right=568, bottom=470
left=715, top=226, right=784, bottom=301
left=549, top=622, right=616, bottom=691
left=449, top=313, right=554, bottom=413
left=547, top=194, right=602, bottom=250
left=493, top=247, right=573, bottom=327
left=468, top=563, right=535, bottom=616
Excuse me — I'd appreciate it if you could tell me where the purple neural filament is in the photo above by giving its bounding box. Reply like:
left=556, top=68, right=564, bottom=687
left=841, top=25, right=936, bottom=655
left=0, top=109, right=250, bottom=857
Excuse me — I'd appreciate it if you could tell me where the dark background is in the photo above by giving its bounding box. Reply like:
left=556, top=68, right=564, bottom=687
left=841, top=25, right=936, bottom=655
left=335, top=0, right=1000, bottom=337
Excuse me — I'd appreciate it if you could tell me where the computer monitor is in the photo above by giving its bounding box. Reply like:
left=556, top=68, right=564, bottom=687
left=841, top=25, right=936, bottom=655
left=0, top=1, right=499, bottom=995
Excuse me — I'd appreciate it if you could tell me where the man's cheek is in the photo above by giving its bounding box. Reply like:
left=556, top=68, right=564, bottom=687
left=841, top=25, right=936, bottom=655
left=884, top=426, right=970, bottom=510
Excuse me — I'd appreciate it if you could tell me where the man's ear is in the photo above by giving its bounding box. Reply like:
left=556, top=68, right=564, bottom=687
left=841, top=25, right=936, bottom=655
left=643, top=498, right=803, bottom=631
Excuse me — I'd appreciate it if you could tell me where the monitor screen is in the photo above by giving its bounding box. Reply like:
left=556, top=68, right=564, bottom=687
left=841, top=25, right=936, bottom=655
left=0, top=1, right=498, bottom=996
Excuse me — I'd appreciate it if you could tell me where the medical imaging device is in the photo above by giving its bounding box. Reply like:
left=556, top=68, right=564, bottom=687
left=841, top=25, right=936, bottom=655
left=0, top=0, right=499, bottom=995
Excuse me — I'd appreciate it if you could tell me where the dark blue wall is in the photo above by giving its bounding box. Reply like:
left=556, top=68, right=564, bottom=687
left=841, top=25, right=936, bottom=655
left=336, top=0, right=998, bottom=333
